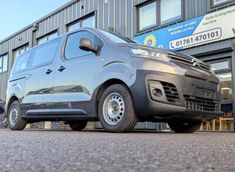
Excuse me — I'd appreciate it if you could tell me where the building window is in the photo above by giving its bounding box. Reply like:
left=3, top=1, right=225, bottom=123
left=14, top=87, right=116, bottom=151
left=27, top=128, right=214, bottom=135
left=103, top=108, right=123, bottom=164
left=13, top=44, right=29, bottom=62
left=37, top=31, right=58, bottom=45
left=216, top=72, right=232, bottom=101
left=137, top=0, right=182, bottom=31
left=212, top=0, right=232, bottom=6
left=83, top=15, right=96, bottom=28
left=209, top=59, right=232, bottom=101
left=68, top=22, right=81, bottom=32
left=0, top=54, right=8, bottom=73
left=67, top=15, right=96, bottom=32
left=211, top=60, right=230, bottom=71
left=160, top=0, right=182, bottom=24
left=138, top=2, right=157, bottom=31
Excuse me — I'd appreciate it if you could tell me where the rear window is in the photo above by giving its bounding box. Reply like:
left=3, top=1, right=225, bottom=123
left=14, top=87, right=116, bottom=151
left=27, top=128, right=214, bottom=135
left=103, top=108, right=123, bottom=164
left=13, top=53, right=30, bottom=73
left=31, top=38, right=60, bottom=67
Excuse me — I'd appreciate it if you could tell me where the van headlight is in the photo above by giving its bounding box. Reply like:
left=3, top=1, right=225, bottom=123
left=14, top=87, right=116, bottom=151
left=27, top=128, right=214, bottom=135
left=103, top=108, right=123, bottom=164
left=129, top=48, right=170, bottom=62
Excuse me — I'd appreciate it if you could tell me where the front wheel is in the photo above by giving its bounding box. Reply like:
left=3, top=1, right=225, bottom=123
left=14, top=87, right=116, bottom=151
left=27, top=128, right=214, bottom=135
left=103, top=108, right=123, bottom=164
left=168, top=119, right=202, bottom=133
left=8, top=101, right=27, bottom=130
left=98, top=84, right=137, bottom=132
left=69, top=121, right=87, bottom=131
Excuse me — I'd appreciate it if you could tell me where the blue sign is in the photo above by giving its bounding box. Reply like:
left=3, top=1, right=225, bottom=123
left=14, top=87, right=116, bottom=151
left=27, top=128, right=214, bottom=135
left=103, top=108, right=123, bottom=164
left=135, top=5, right=235, bottom=51
left=134, top=16, right=204, bottom=51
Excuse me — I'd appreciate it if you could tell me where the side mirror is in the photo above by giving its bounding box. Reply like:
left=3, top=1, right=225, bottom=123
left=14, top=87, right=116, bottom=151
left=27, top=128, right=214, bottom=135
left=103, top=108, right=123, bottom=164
left=79, top=38, right=99, bottom=53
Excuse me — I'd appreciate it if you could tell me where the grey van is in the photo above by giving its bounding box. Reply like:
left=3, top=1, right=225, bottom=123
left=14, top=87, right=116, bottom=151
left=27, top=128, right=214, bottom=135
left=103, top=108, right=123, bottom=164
left=6, top=28, right=222, bottom=133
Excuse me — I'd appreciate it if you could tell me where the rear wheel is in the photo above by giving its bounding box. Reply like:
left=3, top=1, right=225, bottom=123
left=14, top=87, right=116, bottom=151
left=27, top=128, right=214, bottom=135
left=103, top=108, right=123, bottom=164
left=8, top=101, right=27, bottom=130
left=69, top=121, right=87, bottom=131
left=98, top=84, right=137, bottom=132
left=0, top=115, right=8, bottom=127
left=168, top=119, right=202, bottom=133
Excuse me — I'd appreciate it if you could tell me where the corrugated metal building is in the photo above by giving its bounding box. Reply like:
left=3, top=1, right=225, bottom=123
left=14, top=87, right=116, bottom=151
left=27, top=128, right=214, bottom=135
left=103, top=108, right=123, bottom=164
left=0, top=0, right=234, bottom=130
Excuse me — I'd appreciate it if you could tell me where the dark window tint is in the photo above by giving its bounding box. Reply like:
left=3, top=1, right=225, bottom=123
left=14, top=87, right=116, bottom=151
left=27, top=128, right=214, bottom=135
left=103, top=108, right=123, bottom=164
left=31, top=38, right=60, bottom=67
left=13, top=53, right=30, bottom=73
left=65, top=31, right=99, bottom=59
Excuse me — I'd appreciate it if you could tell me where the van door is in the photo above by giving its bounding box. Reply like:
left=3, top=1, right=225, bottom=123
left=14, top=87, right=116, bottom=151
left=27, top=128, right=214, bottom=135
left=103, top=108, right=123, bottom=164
left=22, top=38, right=60, bottom=112
left=53, top=31, right=102, bottom=112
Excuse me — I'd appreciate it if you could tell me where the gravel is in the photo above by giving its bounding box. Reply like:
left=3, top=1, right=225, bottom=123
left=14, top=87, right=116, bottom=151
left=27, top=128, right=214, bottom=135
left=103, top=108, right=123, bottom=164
left=0, top=129, right=234, bottom=172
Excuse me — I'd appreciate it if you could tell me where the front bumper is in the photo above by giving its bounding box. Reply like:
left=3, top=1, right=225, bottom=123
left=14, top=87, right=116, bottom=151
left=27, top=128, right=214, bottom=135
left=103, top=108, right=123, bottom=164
left=130, top=70, right=223, bottom=121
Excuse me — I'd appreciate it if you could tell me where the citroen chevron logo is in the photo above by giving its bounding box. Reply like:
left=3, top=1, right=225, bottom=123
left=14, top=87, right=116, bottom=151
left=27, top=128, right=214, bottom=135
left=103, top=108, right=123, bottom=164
left=192, top=59, right=200, bottom=68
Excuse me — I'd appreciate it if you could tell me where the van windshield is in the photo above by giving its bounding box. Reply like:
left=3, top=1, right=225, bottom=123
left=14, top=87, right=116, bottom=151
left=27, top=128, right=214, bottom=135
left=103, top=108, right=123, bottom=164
left=99, top=30, right=137, bottom=44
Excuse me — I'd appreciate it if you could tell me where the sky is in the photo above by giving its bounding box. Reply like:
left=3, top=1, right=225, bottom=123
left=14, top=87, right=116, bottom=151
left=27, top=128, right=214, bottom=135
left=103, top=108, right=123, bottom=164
left=0, top=0, right=70, bottom=41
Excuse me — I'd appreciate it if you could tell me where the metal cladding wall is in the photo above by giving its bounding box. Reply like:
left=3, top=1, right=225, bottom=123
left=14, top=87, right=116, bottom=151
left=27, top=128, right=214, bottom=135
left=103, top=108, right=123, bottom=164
left=0, top=0, right=233, bottom=101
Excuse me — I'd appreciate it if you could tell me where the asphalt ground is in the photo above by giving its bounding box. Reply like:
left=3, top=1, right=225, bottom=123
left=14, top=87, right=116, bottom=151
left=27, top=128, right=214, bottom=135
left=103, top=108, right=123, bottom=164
left=0, top=129, right=234, bottom=172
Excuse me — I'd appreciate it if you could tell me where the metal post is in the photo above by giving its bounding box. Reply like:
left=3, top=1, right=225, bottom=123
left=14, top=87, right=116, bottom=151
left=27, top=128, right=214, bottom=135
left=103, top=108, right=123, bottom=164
left=231, top=42, right=235, bottom=132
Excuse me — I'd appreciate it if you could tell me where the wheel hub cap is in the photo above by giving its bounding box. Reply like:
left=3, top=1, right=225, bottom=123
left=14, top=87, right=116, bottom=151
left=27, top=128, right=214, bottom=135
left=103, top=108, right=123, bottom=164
left=9, top=106, right=18, bottom=126
left=103, top=93, right=125, bottom=125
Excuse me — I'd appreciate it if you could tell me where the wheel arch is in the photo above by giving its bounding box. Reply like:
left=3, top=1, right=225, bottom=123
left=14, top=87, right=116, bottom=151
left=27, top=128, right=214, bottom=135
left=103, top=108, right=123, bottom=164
left=7, top=96, right=19, bottom=115
left=95, top=79, right=135, bottom=115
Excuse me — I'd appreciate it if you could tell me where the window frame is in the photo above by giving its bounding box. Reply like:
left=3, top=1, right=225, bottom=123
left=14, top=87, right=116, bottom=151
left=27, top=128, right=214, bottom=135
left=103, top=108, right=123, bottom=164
left=37, top=30, right=59, bottom=45
left=67, top=12, right=96, bottom=32
left=215, top=71, right=233, bottom=103
left=0, top=53, right=8, bottom=74
left=67, top=21, right=81, bottom=32
left=63, top=30, right=103, bottom=60
left=13, top=44, right=30, bottom=63
left=82, top=15, right=96, bottom=28
left=137, top=0, right=158, bottom=32
left=206, top=58, right=231, bottom=74
left=205, top=57, right=233, bottom=104
left=211, top=0, right=234, bottom=7
left=160, top=0, right=183, bottom=25
left=136, top=0, right=184, bottom=33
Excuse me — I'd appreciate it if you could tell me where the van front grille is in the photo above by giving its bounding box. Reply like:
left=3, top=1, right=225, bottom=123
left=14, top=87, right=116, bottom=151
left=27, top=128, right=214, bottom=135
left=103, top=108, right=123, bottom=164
left=161, top=82, right=180, bottom=103
left=184, top=95, right=219, bottom=112
left=170, top=55, right=211, bottom=73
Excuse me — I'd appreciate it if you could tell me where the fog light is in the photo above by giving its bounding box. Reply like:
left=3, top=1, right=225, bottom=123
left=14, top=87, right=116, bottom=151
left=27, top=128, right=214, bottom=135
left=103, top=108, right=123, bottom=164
left=152, top=88, right=162, bottom=97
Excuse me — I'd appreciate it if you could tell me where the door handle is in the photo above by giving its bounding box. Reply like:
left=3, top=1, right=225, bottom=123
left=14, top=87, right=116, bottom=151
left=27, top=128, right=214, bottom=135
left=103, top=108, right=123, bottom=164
left=58, top=66, right=66, bottom=72
left=46, top=69, right=53, bottom=75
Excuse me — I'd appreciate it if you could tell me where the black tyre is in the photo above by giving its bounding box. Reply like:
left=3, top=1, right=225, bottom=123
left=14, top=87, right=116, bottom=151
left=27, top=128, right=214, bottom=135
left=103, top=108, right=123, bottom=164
left=0, top=115, right=8, bottom=128
left=168, top=119, right=202, bottom=133
left=8, top=101, right=27, bottom=130
left=98, top=84, right=137, bottom=132
left=69, top=121, right=87, bottom=131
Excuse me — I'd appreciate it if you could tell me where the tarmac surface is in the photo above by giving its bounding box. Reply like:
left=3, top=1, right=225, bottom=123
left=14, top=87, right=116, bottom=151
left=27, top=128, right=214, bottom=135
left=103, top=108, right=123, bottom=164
left=0, top=129, right=234, bottom=172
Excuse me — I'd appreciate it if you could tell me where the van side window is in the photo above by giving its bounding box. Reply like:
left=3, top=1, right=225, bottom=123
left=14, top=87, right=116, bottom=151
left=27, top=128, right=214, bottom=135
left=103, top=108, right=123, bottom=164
left=65, top=31, right=99, bottom=59
left=13, top=53, right=30, bottom=73
left=31, top=38, right=59, bottom=67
